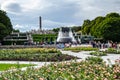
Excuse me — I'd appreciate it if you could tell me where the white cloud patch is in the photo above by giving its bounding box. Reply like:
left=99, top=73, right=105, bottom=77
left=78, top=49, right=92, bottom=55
left=21, top=0, right=54, bottom=13
left=0, top=0, right=120, bottom=32
left=14, top=24, right=38, bottom=32
left=43, top=20, right=76, bottom=29
left=74, top=0, right=120, bottom=20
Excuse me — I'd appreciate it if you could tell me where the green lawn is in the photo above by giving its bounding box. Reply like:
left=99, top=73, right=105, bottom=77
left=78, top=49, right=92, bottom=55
left=0, top=63, right=34, bottom=71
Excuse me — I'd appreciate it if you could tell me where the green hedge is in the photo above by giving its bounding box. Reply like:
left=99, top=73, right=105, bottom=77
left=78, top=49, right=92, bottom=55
left=32, top=34, right=57, bottom=42
left=90, top=51, right=107, bottom=56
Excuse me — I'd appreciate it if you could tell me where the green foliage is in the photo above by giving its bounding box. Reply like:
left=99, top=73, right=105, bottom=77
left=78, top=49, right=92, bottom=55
left=0, top=10, right=13, bottom=41
left=99, top=17, right=120, bottom=42
left=32, top=34, right=57, bottom=42
left=0, top=57, right=119, bottom=80
left=0, top=48, right=77, bottom=61
left=85, top=56, right=103, bottom=64
left=71, top=26, right=81, bottom=32
left=0, top=23, right=8, bottom=40
left=90, top=51, right=107, bottom=56
left=81, top=12, right=120, bottom=42
left=105, top=48, right=120, bottom=54
left=82, top=19, right=91, bottom=34
left=106, top=12, right=120, bottom=18
left=52, top=28, right=59, bottom=33
left=90, top=16, right=105, bottom=37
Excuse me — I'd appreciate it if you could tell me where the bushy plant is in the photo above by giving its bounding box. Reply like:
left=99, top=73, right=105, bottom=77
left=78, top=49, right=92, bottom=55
left=105, top=48, right=120, bottom=54
left=85, top=56, right=103, bottom=64
left=106, top=48, right=117, bottom=53
left=90, top=51, right=107, bottom=56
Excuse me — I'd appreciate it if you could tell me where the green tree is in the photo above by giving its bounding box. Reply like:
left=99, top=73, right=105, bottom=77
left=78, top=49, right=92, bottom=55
left=99, top=17, right=120, bottom=42
left=90, top=16, right=105, bottom=37
left=106, top=12, right=120, bottom=18
left=0, top=10, right=13, bottom=41
left=52, top=28, right=59, bottom=33
left=81, top=12, right=120, bottom=42
left=81, top=19, right=91, bottom=34
left=71, top=26, right=81, bottom=32
left=0, top=23, right=8, bottom=40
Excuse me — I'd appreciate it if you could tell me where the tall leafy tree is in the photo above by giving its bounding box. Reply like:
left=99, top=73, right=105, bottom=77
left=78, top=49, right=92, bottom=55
left=0, top=10, right=13, bottom=42
left=90, top=16, right=105, bottom=37
left=81, top=19, right=91, bottom=34
left=0, top=23, right=8, bottom=40
left=99, top=17, right=120, bottom=42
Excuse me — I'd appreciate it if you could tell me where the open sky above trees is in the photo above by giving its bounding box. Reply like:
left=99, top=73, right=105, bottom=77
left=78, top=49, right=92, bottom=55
left=0, top=0, right=120, bottom=32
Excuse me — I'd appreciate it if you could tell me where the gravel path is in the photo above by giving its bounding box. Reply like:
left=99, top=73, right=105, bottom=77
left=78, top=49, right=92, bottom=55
left=61, top=50, right=120, bottom=64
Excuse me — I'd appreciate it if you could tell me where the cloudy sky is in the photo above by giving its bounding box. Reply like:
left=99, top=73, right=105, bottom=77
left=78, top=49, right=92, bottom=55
left=0, top=0, right=120, bottom=32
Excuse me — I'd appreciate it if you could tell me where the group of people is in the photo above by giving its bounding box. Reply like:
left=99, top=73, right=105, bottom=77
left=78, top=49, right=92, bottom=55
left=56, top=40, right=120, bottom=49
left=90, top=40, right=120, bottom=49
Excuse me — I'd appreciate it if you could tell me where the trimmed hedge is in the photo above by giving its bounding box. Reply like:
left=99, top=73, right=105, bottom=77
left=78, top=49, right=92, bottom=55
left=32, top=34, right=57, bottom=42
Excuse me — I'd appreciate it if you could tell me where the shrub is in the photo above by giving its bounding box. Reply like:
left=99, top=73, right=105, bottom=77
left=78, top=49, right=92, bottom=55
left=85, top=56, right=103, bottom=64
left=90, top=51, right=107, bottom=56
left=105, top=48, right=120, bottom=54
left=106, top=48, right=117, bottom=53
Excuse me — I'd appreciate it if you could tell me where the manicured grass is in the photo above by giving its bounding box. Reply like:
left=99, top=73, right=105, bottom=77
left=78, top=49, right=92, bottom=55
left=0, top=63, right=34, bottom=71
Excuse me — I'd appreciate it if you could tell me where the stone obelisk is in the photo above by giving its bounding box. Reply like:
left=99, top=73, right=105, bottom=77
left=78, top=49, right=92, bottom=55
left=39, top=16, right=42, bottom=30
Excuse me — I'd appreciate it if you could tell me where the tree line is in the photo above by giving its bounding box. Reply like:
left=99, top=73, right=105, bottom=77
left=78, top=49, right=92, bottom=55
left=82, top=12, right=120, bottom=42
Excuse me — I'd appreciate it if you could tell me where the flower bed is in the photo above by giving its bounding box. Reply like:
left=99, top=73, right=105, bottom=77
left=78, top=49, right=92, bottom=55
left=0, top=57, right=119, bottom=80
left=0, top=48, right=78, bottom=61
left=64, top=47, right=98, bottom=52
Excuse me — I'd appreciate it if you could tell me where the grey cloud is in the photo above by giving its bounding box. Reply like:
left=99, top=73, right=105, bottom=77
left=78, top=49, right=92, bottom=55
left=6, top=3, right=21, bottom=12
left=1, top=2, right=22, bottom=13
